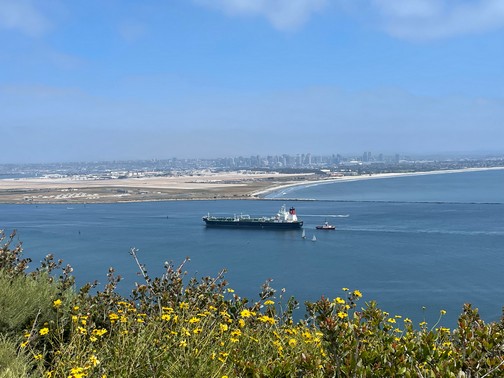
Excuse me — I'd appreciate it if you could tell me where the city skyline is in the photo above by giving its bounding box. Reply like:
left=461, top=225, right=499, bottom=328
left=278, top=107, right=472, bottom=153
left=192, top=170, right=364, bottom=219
left=1, top=0, right=503, bottom=163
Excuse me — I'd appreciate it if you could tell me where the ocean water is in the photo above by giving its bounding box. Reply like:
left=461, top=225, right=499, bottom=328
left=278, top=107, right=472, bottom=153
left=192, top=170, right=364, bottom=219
left=1, top=169, right=503, bottom=327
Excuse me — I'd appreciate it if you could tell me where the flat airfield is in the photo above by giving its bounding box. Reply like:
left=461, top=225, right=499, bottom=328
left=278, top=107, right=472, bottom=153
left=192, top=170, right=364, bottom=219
left=0, top=172, right=316, bottom=204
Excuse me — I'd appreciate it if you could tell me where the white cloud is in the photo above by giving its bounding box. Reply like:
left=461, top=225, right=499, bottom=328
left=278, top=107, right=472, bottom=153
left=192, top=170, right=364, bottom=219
left=194, top=0, right=328, bottom=30
left=0, top=0, right=51, bottom=37
left=194, top=0, right=504, bottom=38
left=370, top=0, right=504, bottom=40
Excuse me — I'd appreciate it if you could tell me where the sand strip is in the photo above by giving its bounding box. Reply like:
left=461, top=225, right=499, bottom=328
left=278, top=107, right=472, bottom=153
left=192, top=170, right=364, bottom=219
left=1, top=167, right=502, bottom=204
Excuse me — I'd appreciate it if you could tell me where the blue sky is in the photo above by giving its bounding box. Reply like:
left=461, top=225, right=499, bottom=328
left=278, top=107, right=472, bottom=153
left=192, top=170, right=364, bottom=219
left=1, top=0, right=503, bottom=163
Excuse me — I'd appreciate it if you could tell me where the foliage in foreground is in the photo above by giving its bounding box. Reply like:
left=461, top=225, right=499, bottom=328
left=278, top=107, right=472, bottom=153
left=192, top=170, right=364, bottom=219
left=1, top=230, right=504, bottom=377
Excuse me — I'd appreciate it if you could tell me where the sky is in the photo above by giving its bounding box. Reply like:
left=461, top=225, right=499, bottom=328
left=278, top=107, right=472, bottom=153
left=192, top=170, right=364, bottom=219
left=1, top=0, right=503, bottom=163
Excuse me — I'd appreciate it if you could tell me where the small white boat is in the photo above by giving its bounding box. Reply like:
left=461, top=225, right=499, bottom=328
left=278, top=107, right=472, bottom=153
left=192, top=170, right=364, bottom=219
left=312, top=235, right=317, bottom=242
left=316, top=221, right=336, bottom=230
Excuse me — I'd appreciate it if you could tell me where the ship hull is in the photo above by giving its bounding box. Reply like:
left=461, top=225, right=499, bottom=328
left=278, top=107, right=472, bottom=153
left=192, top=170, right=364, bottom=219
left=316, top=226, right=336, bottom=230
left=203, top=218, right=303, bottom=229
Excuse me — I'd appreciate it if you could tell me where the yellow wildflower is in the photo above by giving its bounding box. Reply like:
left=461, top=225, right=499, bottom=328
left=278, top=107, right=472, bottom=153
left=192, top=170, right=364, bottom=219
left=39, top=328, right=49, bottom=336
left=227, top=288, right=235, bottom=293
left=179, top=302, right=189, bottom=310
left=161, top=314, right=171, bottom=321
left=258, top=315, right=275, bottom=325
left=188, top=317, right=200, bottom=324
left=288, top=338, right=297, bottom=347
left=53, top=299, right=62, bottom=308
left=440, top=309, right=447, bottom=315
left=218, top=352, right=229, bottom=363
left=337, top=311, right=347, bottom=319
left=91, top=329, right=108, bottom=337
left=342, top=287, right=349, bottom=291
left=69, top=367, right=86, bottom=378
left=335, top=297, right=345, bottom=304
left=179, top=340, right=187, bottom=348
left=89, top=354, right=100, bottom=367
left=231, top=329, right=242, bottom=337
left=240, top=309, right=253, bottom=318
left=34, top=354, right=43, bottom=360
left=264, top=300, right=275, bottom=305
left=353, top=289, right=362, bottom=298
left=219, top=323, right=229, bottom=332
left=238, top=319, right=245, bottom=328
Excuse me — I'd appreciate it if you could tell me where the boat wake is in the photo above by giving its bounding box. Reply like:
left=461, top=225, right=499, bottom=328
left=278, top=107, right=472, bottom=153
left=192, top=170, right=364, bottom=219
left=342, top=227, right=503, bottom=236
left=302, top=214, right=350, bottom=218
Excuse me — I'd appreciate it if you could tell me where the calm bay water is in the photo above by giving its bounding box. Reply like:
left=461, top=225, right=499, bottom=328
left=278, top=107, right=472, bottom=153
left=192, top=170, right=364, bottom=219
left=1, top=169, right=503, bottom=327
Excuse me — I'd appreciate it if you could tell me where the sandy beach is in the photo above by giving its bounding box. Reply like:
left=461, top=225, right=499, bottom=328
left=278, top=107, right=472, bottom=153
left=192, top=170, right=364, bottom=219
left=0, top=167, right=502, bottom=204
left=251, top=166, right=504, bottom=197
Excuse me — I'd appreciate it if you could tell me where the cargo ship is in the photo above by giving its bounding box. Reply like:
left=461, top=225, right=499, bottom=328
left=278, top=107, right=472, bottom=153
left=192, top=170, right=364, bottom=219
left=202, top=205, right=303, bottom=229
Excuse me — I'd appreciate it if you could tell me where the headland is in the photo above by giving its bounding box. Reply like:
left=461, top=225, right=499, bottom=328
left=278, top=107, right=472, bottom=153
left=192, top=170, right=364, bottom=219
left=1, top=167, right=503, bottom=204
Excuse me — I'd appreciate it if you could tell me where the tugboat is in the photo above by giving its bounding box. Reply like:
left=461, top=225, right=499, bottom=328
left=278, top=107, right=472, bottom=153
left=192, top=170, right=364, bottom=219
left=315, top=221, right=336, bottom=230
left=203, top=205, right=303, bottom=229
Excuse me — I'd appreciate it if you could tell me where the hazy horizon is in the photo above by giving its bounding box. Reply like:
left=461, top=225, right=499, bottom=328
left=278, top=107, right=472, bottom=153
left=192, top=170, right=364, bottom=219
left=1, top=149, right=503, bottom=168
left=1, top=1, right=503, bottom=164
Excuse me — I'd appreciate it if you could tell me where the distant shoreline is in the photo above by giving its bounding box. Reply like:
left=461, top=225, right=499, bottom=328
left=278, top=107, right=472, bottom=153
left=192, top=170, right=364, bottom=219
left=0, top=167, right=503, bottom=204
left=252, top=166, right=504, bottom=198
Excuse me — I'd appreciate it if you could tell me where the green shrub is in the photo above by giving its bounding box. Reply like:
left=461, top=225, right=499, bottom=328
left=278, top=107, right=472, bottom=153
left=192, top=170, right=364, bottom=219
left=0, top=336, right=33, bottom=378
